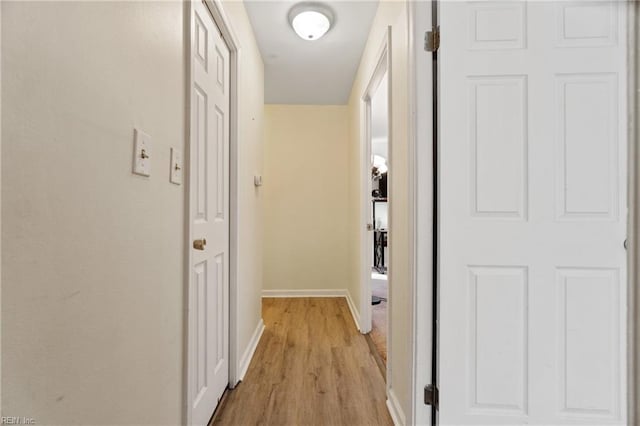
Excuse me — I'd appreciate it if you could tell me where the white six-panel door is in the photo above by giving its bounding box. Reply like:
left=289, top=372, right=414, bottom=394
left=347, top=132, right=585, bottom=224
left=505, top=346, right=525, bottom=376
left=189, top=1, right=231, bottom=424
left=439, top=1, right=627, bottom=424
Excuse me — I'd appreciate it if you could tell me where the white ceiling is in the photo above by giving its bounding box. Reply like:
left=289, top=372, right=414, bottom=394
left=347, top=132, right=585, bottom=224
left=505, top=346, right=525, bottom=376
left=244, top=0, right=379, bottom=105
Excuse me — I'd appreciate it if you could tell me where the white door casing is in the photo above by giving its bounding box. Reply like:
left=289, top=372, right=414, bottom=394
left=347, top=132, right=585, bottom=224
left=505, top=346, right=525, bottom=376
left=188, top=1, right=231, bottom=424
left=439, top=1, right=628, bottom=424
left=361, top=29, right=391, bottom=336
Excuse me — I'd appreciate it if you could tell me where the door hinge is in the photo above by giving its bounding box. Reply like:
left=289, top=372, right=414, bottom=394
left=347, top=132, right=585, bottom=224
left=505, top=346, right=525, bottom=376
left=424, top=384, right=439, bottom=408
left=424, top=27, right=440, bottom=52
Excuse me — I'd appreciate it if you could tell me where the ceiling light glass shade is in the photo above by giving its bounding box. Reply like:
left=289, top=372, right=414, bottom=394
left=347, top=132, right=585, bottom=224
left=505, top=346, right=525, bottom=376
left=372, top=155, right=388, bottom=174
left=289, top=5, right=333, bottom=41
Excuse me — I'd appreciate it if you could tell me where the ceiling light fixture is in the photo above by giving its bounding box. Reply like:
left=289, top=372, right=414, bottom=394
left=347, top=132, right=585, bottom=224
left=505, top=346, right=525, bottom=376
left=288, top=3, right=334, bottom=41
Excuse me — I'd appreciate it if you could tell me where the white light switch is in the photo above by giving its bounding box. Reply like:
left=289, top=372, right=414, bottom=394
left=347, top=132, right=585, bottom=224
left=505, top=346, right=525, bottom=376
left=133, top=128, right=151, bottom=177
left=170, top=148, right=183, bottom=185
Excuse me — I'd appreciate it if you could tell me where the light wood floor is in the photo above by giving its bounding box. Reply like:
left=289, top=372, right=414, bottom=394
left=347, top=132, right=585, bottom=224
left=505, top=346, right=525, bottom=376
left=211, top=298, right=392, bottom=426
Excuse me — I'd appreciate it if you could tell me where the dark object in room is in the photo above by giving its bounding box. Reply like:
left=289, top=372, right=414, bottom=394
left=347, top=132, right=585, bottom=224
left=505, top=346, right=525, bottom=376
left=378, top=172, right=387, bottom=198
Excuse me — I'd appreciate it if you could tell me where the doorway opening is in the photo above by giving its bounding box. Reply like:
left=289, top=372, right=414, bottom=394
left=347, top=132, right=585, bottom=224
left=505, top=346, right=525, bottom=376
left=369, top=72, right=389, bottom=365
left=360, top=29, right=391, bottom=373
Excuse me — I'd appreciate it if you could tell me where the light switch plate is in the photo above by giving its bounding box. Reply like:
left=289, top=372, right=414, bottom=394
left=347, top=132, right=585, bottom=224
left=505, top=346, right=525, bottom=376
left=133, top=128, right=151, bottom=177
left=170, top=148, right=183, bottom=185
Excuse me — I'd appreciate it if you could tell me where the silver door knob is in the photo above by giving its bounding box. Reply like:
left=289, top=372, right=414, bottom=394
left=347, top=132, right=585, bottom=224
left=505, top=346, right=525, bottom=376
left=193, top=238, right=207, bottom=250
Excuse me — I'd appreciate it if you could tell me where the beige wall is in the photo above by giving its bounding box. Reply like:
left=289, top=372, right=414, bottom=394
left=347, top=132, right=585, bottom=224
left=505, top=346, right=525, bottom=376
left=221, top=1, right=265, bottom=379
left=347, top=1, right=412, bottom=422
left=2, top=3, right=185, bottom=423
left=1, top=1, right=263, bottom=424
left=263, top=105, right=350, bottom=292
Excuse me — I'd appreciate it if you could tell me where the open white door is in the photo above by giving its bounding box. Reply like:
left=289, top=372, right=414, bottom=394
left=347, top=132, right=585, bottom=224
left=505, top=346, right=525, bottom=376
left=188, top=1, right=231, bottom=424
left=439, top=1, right=628, bottom=424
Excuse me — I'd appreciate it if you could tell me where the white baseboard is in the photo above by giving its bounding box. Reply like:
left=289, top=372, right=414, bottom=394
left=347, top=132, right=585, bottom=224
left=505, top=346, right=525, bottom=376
left=387, top=389, right=406, bottom=426
left=262, top=289, right=347, bottom=298
left=237, top=319, right=265, bottom=381
left=345, top=290, right=361, bottom=332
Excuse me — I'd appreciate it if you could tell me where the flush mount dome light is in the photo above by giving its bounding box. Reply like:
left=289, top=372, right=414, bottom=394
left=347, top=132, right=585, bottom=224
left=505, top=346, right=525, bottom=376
left=289, top=4, right=334, bottom=41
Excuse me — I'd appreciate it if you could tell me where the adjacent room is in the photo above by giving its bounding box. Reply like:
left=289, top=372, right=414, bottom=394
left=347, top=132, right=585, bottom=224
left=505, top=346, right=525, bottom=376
left=370, top=73, right=389, bottom=365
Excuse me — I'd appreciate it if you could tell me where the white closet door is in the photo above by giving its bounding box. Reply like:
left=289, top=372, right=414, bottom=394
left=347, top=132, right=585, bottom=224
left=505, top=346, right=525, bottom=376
left=189, top=1, right=230, bottom=424
left=439, top=1, right=627, bottom=424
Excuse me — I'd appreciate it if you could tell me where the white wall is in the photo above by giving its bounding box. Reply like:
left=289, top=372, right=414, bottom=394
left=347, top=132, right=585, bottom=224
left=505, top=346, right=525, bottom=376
left=263, top=105, right=350, bottom=293
left=1, top=1, right=264, bottom=423
left=372, top=137, right=389, bottom=160
left=374, top=202, right=388, bottom=230
left=371, top=75, right=389, bottom=148
left=347, top=0, right=413, bottom=422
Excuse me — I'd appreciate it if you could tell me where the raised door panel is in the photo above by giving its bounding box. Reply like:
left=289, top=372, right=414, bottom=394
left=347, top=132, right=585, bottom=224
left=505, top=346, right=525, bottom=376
left=556, top=2, right=618, bottom=48
left=468, top=2, right=527, bottom=50
left=469, top=76, right=528, bottom=219
left=556, top=73, right=618, bottom=221
left=214, top=107, right=225, bottom=221
left=193, top=261, right=209, bottom=407
left=556, top=268, right=621, bottom=419
left=194, top=86, right=209, bottom=224
left=468, top=266, right=528, bottom=414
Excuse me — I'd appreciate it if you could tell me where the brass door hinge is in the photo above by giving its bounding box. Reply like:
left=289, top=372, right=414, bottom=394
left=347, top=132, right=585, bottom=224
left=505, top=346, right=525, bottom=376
left=425, top=27, right=440, bottom=52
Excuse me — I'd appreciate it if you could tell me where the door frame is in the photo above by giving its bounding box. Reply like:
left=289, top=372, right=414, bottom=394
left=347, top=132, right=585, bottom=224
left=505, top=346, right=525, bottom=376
left=629, top=1, right=639, bottom=422
left=412, top=1, right=639, bottom=423
left=360, top=28, right=391, bottom=347
left=408, top=0, right=434, bottom=424
left=184, top=0, right=241, bottom=424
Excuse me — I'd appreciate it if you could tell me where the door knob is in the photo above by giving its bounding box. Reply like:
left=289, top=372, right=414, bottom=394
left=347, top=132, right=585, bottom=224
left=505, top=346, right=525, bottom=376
left=193, top=238, right=207, bottom=250
left=367, top=223, right=374, bottom=231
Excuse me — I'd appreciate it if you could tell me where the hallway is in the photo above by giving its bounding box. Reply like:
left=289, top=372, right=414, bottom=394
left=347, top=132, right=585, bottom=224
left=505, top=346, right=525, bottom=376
left=211, top=298, right=391, bottom=426
left=2, top=1, right=638, bottom=424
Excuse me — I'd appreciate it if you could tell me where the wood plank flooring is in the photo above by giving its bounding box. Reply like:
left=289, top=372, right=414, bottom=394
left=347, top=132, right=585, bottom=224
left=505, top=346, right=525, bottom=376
left=211, top=298, right=392, bottom=426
